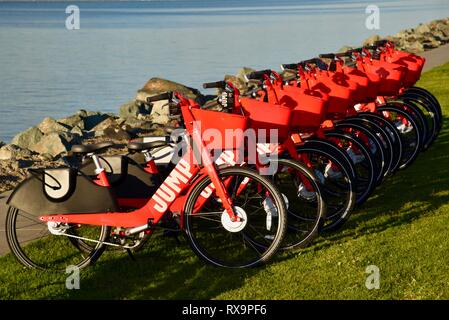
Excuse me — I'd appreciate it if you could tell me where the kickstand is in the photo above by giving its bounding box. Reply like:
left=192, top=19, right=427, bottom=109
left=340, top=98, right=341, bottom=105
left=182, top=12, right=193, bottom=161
left=125, top=248, right=136, bottom=261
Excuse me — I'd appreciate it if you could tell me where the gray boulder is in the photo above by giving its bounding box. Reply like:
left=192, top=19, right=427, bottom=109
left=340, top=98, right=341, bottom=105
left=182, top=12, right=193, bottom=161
left=38, top=117, right=70, bottom=134
left=91, top=117, right=118, bottom=132
left=119, top=100, right=150, bottom=119
left=0, top=144, right=33, bottom=160
left=149, top=100, right=171, bottom=125
left=70, top=125, right=84, bottom=137
left=83, top=113, right=110, bottom=131
left=407, top=41, right=425, bottom=53
left=223, top=75, right=248, bottom=93
left=103, top=125, right=131, bottom=141
left=58, top=114, right=84, bottom=129
left=30, top=132, right=79, bottom=158
left=362, top=34, right=381, bottom=46
left=415, top=23, right=431, bottom=35
left=338, top=45, right=353, bottom=53
left=0, top=145, right=14, bottom=160
left=236, top=67, right=256, bottom=81
left=11, top=126, right=44, bottom=150
left=136, top=77, right=203, bottom=103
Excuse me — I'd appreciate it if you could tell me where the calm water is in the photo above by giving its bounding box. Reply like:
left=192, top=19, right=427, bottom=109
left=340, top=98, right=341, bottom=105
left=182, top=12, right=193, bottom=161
left=0, top=0, right=448, bottom=142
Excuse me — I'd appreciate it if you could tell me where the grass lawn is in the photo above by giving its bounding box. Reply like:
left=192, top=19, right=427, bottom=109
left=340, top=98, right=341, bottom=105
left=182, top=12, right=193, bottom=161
left=1, top=62, right=449, bottom=300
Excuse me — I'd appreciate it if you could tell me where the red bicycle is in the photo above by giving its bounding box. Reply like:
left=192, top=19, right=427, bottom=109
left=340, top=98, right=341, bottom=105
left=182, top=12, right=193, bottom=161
left=202, top=79, right=357, bottom=232
left=5, top=92, right=288, bottom=270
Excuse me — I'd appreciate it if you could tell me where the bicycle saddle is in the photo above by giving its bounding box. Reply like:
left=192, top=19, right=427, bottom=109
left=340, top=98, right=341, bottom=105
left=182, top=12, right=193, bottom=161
left=127, top=140, right=169, bottom=152
left=71, top=141, right=115, bottom=154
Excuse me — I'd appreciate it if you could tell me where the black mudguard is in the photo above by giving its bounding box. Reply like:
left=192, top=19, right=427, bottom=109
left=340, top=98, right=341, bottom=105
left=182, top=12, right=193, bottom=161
left=80, top=156, right=159, bottom=199
left=7, top=170, right=119, bottom=215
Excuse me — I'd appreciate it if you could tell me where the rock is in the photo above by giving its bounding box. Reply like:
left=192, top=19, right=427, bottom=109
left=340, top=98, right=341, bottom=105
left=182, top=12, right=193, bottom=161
left=119, top=100, right=149, bottom=119
left=202, top=99, right=223, bottom=111
left=11, top=126, right=44, bottom=150
left=59, top=114, right=84, bottom=129
left=0, top=144, right=32, bottom=160
left=416, top=23, right=431, bottom=34
left=422, top=37, right=441, bottom=49
left=83, top=113, right=110, bottom=131
left=103, top=125, right=131, bottom=141
left=0, top=146, right=13, bottom=160
left=39, top=153, right=54, bottom=161
left=91, top=117, right=118, bottom=132
left=17, top=159, right=33, bottom=168
left=136, top=77, right=202, bottom=103
left=30, top=132, right=79, bottom=158
left=223, top=75, right=248, bottom=93
left=94, top=130, right=105, bottom=138
left=38, top=117, right=70, bottom=134
left=124, top=117, right=151, bottom=129
left=70, top=125, right=84, bottom=137
left=435, top=22, right=449, bottom=38
left=362, top=34, right=381, bottom=46
left=338, top=45, right=353, bottom=53
left=149, top=100, right=171, bottom=125
left=0, top=141, right=4, bottom=148
left=236, top=67, right=256, bottom=81
left=406, top=41, right=425, bottom=53
left=432, top=30, right=449, bottom=43
left=280, top=69, right=297, bottom=81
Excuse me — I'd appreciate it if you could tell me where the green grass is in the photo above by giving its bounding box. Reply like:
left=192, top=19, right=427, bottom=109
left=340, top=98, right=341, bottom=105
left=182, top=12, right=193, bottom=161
left=1, top=62, right=449, bottom=300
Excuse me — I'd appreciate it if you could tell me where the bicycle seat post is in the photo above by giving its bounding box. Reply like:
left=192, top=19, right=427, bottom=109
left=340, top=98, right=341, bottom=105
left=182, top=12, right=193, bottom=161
left=88, top=152, right=110, bottom=187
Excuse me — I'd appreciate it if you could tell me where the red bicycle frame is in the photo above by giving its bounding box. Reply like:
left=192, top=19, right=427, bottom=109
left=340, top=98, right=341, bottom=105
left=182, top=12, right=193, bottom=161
left=39, top=98, right=246, bottom=228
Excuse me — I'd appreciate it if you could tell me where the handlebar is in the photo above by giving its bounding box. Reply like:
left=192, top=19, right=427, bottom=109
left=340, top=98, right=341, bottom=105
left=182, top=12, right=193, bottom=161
left=319, top=53, right=336, bottom=59
left=245, top=69, right=272, bottom=81
left=298, top=58, right=319, bottom=65
left=146, top=92, right=171, bottom=103
left=202, top=80, right=226, bottom=89
left=374, top=39, right=389, bottom=47
left=280, top=63, right=298, bottom=70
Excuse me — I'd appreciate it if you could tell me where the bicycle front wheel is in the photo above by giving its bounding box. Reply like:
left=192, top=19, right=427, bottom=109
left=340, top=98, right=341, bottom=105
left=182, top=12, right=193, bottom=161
left=184, top=166, right=287, bottom=268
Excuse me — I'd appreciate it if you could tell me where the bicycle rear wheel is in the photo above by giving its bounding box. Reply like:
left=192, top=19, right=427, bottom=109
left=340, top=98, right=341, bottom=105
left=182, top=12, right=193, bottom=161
left=6, top=206, right=109, bottom=271
left=334, top=121, right=387, bottom=184
left=294, top=143, right=356, bottom=232
left=267, top=159, right=326, bottom=250
left=377, top=105, right=422, bottom=170
left=184, top=166, right=287, bottom=268
left=324, top=130, right=377, bottom=205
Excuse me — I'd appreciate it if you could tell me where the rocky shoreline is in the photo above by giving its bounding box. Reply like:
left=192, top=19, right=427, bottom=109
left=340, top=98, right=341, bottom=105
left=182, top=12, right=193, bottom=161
left=1, top=17, right=449, bottom=193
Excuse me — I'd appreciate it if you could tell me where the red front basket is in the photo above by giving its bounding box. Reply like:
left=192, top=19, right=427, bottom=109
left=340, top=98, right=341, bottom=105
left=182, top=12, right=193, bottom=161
left=276, top=86, right=328, bottom=130
left=239, top=97, right=292, bottom=141
left=182, top=106, right=248, bottom=150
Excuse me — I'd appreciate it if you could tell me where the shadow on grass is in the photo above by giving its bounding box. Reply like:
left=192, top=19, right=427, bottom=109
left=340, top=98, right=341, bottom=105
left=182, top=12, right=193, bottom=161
left=63, top=234, right=260, bottom=300
left=60, top=116, right=448, bottom=300
left=311, top=116, right=449, bottom=250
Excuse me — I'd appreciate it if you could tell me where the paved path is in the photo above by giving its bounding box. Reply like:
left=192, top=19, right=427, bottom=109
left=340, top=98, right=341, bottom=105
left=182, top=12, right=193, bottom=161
left=419, top=43, right=449, bottom=72
left=0, top=191, right=12, bottom=255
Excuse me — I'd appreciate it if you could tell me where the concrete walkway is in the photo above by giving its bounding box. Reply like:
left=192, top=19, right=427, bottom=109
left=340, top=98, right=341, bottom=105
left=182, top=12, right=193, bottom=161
left=0, top=191, right=12, bottom=255
left=419, top=43, right=449, bottom=72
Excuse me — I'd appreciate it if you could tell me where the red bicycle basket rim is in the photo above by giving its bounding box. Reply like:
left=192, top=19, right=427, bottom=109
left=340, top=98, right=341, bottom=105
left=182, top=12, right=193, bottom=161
left=239, top=97, right=292, bottom=140
left=181, top=105, right=248, bottom=150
